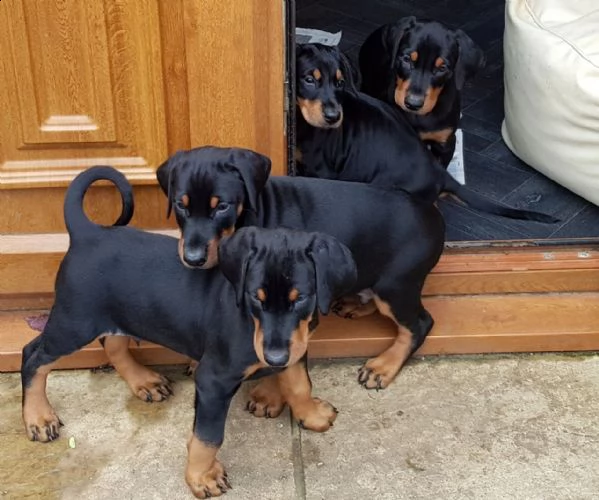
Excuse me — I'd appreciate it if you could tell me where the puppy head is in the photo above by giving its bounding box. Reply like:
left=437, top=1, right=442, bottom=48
left=383, top=18, right=484, bottom=115
left=219, top=227, right=357, bottom=367
left=295, top=43, right=357, bottom=129
left=156, top=146, right=271, bottom=269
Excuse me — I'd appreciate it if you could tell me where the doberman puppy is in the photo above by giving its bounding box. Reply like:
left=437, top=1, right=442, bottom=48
left=295, top=43, right=557, bottom=223
left=359, top=17, right=485, bottom=168
left=146, top=145, right=446, bottom=396
left=21, top=166, right=357, bottom=499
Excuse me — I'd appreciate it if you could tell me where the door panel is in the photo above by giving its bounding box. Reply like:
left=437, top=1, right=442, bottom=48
left=0, top=0, right=167, bottom=188
left=183, top=0, right=286, bottom=172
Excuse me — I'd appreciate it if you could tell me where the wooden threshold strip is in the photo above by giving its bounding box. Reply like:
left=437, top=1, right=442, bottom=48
left=2, top=293, right=598, bottom=372
left=2, top=232, right=599, bottom=298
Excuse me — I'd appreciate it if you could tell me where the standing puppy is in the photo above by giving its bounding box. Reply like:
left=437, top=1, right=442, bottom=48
left=359, top=17, right=485, bottom=167
left=21, top=166, right=356, bottom=499
left=154, top=146, right=447, bottom=393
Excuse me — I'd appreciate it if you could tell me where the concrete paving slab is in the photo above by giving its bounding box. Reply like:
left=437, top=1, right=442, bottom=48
left=0, top=366, right=296, bottom=500
left=300, top=355, right=599, bottom=500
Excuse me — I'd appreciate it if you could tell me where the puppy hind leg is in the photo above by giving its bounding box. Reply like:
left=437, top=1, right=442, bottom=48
left=21, top=342, right=61, bottom=443
left=102, top=335, right=173, bottom=403
left=358, top=289, right=432, bottom=390
left=21, top=317, right=92, bottom=442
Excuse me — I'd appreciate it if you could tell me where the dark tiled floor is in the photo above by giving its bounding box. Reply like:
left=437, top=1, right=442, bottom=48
left=296, top=0, right=599, bottom=242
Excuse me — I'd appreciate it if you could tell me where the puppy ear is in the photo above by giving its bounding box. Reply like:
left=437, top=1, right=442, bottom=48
left=225, top=149, right=271, bottom=212
left=218, top=227, right=257, bottom=307
left=338, top=49, right=360, bottom=92
left=307, top=233, right=357, bottom=315
left=384, top=16, right=417, bottom=70
left=156, top=157, right=175, bottom=219
left=454, top=29, right=485, bottom=90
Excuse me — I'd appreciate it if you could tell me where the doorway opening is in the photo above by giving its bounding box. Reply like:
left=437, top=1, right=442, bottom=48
left=291, top=0, right=599, bottom=247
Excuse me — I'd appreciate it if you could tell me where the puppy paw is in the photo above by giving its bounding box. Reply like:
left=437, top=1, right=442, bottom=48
left=332, top=296, right=377, bottom=319
left=246, top=381, right=286, bottom=418
left=23, top=406, right=63, bottom=442
left=186, top=459, right=231, bottom=499
left=293, top=397, right=338, bottom=432
left=358, top=356, right=401, bottom=390
left=128, top=368, right=173, bottom=402
left=185, top=359, right=199, bottom=377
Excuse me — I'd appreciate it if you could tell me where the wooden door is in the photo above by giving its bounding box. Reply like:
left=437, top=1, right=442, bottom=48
left=0, top=0, right=286, bottom=369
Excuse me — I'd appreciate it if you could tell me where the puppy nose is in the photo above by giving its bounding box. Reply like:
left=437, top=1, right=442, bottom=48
left=184, top=248, right=207, bottom=267
left=264, top=348, right=289, bottom=367
left=323, top=107, right=341, bottom=124
left=404, top=94, right=425, bottom=111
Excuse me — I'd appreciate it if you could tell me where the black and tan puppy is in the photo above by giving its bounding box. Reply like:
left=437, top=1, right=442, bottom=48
left=295, top=43, right=557, bottom=223
left=359, top=17, right=485, bottom=167
left=21, top=166, right=356, bottom=499
left=151, top=145, right=446, bottom=394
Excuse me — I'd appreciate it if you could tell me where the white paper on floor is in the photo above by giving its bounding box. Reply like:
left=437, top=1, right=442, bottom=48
left=447, top=128, right=466, bottom=185
left=295, top=27, right=342, bottom=45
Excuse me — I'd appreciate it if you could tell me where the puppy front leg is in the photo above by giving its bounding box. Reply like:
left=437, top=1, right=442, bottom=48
left=278, top=354, right=337, bottom=432
left=186, top=366, right=240, bottom=499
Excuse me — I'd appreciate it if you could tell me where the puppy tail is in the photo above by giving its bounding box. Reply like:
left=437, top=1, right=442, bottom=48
left=443, top=175, right=559, bottom=223
left=64, top=166, right=134, bottom=237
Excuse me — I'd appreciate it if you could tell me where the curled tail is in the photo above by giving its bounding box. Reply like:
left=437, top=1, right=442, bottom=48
left=443, top=175, right=559, bottom=223
left=64, top=166, right=134, bottom=237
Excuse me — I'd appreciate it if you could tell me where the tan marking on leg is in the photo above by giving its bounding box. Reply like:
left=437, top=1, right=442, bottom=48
left=278, top=362, right=337, bottom=432
left=186, top=436, right=230, bottom=498
left=332, top=294, right=378, bottom=319
left=103, top=336, right=173, bottom=403
left=22, top=361, right=62, bottom=442
left=419, top=127, right=455, bottom=144
left=246, top=374, right=287, bottom=418
left=357, top=295, right=413, bottom=390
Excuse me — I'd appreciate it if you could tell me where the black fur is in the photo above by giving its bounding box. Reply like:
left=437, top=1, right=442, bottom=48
left=296, top=43, right=558, bottom=224
left=21, top=166, right=356, bottom=462
left=156, top=145, right=446, bottom=362
left=359, top=18, right=485, bottom=167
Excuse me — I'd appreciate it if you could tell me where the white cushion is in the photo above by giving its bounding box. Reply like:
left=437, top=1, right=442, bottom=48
left=502, top=0, right=599, bottom=205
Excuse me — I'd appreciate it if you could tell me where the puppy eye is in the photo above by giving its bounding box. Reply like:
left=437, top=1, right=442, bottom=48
left=335, top=79, right=345, bottom=88
left=303, top=75, right=315, bottom=85
left=401, top=54, right=413, bottom=64
left=216, top=202, right=229, bottom=212
left=434, top=64, right=448, bottom=73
